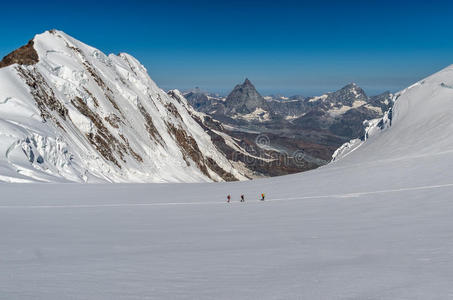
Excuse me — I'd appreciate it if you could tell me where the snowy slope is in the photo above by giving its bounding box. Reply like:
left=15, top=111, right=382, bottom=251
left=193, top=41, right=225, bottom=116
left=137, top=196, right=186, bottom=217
left=0, top=30, right=247, bottom=183
left=1, top=52, right=453, bottom=298
left=332, top=64, right=453, bottom=164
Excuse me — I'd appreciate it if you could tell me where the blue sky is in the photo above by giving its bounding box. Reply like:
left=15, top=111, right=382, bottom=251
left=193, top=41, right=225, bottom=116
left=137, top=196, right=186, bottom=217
left=1, top=0, right=453, bottom=96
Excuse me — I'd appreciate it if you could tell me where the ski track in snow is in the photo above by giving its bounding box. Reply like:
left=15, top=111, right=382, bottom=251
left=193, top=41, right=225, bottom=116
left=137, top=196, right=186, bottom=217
left=328, top=148, right=453, bottom=172
left=0, top=97, right=12, bottom=104
left=1, top=182, right=453, bottom=209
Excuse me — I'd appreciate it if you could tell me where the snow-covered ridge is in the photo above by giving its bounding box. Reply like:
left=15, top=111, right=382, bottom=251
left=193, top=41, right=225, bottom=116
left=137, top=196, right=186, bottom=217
left=308, top=94, right=328, bottom=102
left=0, top=30, right=249, bottom=183
left=232, top=107, right=271, bottom=122
left=332, top=64, right=453, bottom=163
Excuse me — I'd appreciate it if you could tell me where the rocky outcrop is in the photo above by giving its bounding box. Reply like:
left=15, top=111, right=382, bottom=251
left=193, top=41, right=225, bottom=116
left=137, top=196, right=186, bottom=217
left=0, top=40, right=39, bottom=68
left=16, top=66, right=68, bottom=128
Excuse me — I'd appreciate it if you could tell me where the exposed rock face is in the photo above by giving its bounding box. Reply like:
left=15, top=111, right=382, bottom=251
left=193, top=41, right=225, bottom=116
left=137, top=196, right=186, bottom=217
left=326, top=83, right=368, bottom=106
left=266, top=95, right=307, bottom=116
left=0, top=30, right=250, bottom=183
left=224, top=78, right=269, bottom=115
left=0, top=40, right=39, bottom=68
left=188, top=112, right=320, bottom=178
left=183, top=87, right=211, bottom=110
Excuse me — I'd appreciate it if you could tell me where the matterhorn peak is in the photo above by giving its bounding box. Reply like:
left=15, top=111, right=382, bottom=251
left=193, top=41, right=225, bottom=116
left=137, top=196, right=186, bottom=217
left=243, top=78, right=253, bottom=85
left=224, top=78, right=268, bottom=115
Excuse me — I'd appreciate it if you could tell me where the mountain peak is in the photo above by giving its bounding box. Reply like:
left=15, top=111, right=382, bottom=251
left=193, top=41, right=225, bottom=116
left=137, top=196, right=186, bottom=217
left=343, top=82, right=358, bottom=89
left=192, top=86, right=203, bottom=93
left=0, top=31, right=249, bottom=183
left=0, top=29, right=84, bottom=70
left=224, top=78, right=267, bottom=115
left=243, top=78, right=253, bottom=86
left=336, top=82, right=366, bottom=97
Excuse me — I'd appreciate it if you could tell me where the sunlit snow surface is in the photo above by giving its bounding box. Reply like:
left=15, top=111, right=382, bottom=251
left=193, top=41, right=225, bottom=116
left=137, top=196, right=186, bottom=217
left=1, top=67, right=453, bottom=298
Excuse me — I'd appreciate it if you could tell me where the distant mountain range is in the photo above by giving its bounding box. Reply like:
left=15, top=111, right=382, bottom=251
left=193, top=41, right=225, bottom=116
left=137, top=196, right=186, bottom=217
left=184, top=78, right=393, bottom=175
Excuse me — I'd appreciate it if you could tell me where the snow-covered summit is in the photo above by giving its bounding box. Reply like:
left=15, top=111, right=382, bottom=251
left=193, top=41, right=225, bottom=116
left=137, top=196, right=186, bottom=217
left=0, top=30, right=248, bottom=183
